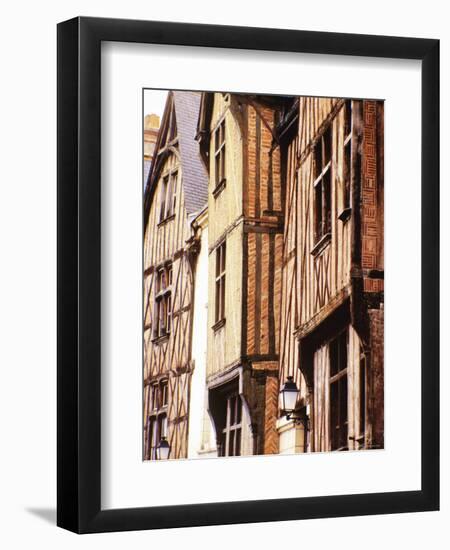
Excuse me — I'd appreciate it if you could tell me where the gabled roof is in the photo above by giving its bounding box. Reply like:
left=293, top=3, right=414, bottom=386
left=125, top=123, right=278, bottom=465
left=172, top=92, right=208, bottom=214
left=144, top=91, right=208, bottom=229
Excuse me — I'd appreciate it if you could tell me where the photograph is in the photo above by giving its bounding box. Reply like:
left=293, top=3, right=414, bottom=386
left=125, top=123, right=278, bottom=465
left=143, top=90, right=384, bottom=460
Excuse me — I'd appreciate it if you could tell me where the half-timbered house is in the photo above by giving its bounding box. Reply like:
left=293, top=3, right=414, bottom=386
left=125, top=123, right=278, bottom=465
left=143, top=91, right=208, bottom=460
left=196, top=92, right=290, bottom=456
left=277, top=97, right=384, bottom=453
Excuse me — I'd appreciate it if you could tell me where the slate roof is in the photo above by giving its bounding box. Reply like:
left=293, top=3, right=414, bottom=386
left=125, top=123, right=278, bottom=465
left=143, top=159, right=152, bottom=190
left=172, top=91, right=208, bottom=214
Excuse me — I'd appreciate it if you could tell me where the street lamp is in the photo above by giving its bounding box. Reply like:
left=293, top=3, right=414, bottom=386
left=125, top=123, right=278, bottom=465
left=156, top=436, right=170, bottom=460
left=280, top=376, right=300, bottom=418
left=280, top=376, right=310, bottom=431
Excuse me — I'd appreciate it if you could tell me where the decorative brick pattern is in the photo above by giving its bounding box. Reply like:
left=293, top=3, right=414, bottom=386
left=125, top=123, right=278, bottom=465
left=263, top=375, right=280, bottom=454
left=361, top=101, right=380, bottom=274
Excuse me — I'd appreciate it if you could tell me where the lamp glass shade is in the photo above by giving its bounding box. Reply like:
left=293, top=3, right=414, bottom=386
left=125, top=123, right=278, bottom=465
left=157, top=437, right=170, bottom=460
left=280, top=376, right=299, bottom=412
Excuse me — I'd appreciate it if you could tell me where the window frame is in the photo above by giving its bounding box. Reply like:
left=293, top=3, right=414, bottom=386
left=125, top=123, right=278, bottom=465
left=214, top=241, right=226, bottom=326
left=329, top=329, right=349, bottom=451
left=219, top=392, right=242, bottom=457
left=153, top=263, right=173, bottom=339
left=313, top=124, right=333, bottom=246
left=339, top=99, right=353, bottom=221
left=158, top=169, right=178, bottom=223
left=213, top=119, right=226, bottom=195
left=146, top=378, right=169, bottom=460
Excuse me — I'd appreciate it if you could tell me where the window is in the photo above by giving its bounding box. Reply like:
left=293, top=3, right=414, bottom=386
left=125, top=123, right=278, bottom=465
left=329, top=330, right=348, bottom=451
left=170, top=172, right=177, bottom=215
left=154, top=263, right=172, bottom=338
left=214, top=120, right=226, bottom=190
left=219, top=393, right=242, bottom=457
left=342, top=100, right=352, bottom=214
left=146, top=379, right=169, bottom=460
left=159, top=176, right=168, bottom=222
left=161, top=379, right=168, bottom=407
left=150, top=382, right=159, bottom=411
left=215, top=242, right=226, bottom=324
left=147, top=413, right=167, bottom=460
left=158, top=171, right=177, bottom=222
left=313, top=125, right=332, bottom=243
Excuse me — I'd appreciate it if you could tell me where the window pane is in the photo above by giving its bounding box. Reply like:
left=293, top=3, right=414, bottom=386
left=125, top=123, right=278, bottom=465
left=235, top=428, right=241, bottom=456
left=344, top=140, right=351, bottom=209
left=339, top=376, right=348, bottom=448
left=216, top=246, right=221, bottom=278
left=215, top=127, right=220, bottom=152
left=339, top=331, right=347, bottom=373
left=159, top=298, right=164, bottom=335
left=315, top=183, right=322, bottom=241
left=229, top=396, right=236, bottom=426
left=171, top=172, right=177, bottom=215
left=228, top=431, right=233, bottom=456
left=323, top=169, right=331, bottom=234
left=156, top=270, right=161, bottom=293
left=161, top=381, right=168, bottom=407
left=215, top=153, right=221, bottom=186
left=215, top=280, right=220, bottom=323
left=314, top=141, right=322, bottom=179
left=330, top=381, right=338, bottom=449
left=236, top=396, right=241, bottom=424
left=220, top=146, right=225, bottom=182
left=323, top=126, right=332, bottom=165
left=160, top=177, right=168, bottom=221
left=220, top=278, right=225, bottom=320
left=221, top=243, right=226, bottom=273
left=330, top=330, right=347, bottom=376
left=151, top=384, right=158, bottom=410
left=158, top=414, right=167, bottom=439
left=344, top=100, right=352, bottom=137
left=154, top=300, right=160, bottom=337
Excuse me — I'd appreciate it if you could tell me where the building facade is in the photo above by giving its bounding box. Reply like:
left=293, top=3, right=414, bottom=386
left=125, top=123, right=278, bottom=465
left=143, top=91, right=208, bottom=460
left=277, top=97, right=384, bottom=453
left=143, top=91, right=384, bottom=460
left=196, top=92, right=288, bottom=456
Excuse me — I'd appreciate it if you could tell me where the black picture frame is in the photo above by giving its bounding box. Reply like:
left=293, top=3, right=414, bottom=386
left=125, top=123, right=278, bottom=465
left=57, top=16, right=439, bottom=534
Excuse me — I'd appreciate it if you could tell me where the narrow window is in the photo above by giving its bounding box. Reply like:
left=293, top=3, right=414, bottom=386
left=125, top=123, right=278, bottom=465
left=329, top=330, right=348, bottom=451
left=171, top=171, right=177, bottom=215
left=159, top=171, right=177, bottom=222
left=219, top=393, right=242, bottom=457
left=342, top=100, right=352, bottom=213
left=214, top=120, right=226, bottom=190
left=159, top=176, right=168, bottom=222
left=160, top=379, right=169, bottom=408
left=146, top=379, right=169, bottom=460
left=147, top=412, right=168, bottom=460
left=215, top=242, right=226, bottom=324
left=150, top=382, right=159, bottom=411
left=313, top=125, right=333, bottom=243
left=154, top=264, right=172, bottom=338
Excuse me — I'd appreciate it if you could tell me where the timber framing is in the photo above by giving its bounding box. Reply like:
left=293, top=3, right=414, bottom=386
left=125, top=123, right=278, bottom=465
left=143, top=91, right=208, bottom=460
left=279, top=96, right=385, bottom=453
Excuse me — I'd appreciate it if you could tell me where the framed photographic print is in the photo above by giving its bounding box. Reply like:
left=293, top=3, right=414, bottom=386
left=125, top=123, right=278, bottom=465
left=57, top=17, right=439, bottom=533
